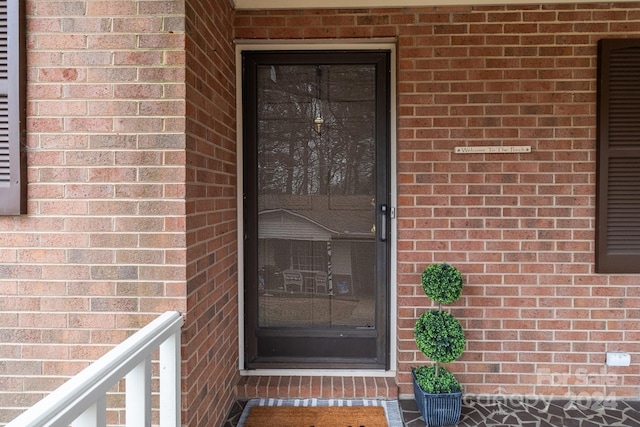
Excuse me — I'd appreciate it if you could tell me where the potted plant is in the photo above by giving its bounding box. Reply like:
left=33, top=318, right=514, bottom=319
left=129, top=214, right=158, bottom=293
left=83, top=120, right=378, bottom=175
left=412, top=263, right=465, bottom=426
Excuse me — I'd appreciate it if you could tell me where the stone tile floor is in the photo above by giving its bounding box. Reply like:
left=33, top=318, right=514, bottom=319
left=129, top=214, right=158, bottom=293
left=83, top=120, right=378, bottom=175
left=223, top=400, right=246, bottom=427
left=402, top=397, right=640, bottom=427
left=224, top=397, right=640, bottom=426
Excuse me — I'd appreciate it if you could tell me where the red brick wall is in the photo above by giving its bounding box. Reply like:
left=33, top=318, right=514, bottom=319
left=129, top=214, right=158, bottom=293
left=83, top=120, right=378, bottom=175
left=235, top=4, right=640, bottom=399
left=183, top=0, right=239, bottom=425
left=1, top=0, right=240, bottom=424
left=4, top=1, right=640, bottom=424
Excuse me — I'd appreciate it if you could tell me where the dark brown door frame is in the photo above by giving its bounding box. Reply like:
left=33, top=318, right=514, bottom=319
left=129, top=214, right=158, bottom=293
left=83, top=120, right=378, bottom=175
left=242, top=50, right=391, bottom=369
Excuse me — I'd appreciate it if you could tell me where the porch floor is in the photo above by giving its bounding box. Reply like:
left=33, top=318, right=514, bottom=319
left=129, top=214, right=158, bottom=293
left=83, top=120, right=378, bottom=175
left=224, top=395, right=640, bottom=426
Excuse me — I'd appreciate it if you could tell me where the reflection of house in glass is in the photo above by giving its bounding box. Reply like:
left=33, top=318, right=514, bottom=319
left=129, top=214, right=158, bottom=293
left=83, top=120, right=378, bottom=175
left=257, top=195, right=375, bottom=328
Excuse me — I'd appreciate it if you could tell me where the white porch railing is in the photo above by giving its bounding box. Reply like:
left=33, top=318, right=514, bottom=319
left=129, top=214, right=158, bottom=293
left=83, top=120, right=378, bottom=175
left=7, top=311, right=184, bottom=427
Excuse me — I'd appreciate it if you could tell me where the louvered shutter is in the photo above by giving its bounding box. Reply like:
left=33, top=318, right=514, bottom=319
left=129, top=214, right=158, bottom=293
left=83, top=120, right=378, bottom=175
left=0, top=0, right=26, bottom=215
left=596, top=39, right=640, bottom=273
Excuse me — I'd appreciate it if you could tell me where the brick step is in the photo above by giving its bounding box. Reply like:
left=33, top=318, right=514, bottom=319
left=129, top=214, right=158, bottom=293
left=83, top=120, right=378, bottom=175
left=236, top=376, right=398, bottom=400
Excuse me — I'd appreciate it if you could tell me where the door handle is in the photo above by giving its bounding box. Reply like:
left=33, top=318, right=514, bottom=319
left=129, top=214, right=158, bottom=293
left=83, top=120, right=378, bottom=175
left=380, top=204, right=387, bottom=242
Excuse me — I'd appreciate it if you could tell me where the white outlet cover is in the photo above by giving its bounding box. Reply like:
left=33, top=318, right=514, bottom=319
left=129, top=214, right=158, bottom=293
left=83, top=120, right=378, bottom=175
left=606, top=352, right=631, bottom=367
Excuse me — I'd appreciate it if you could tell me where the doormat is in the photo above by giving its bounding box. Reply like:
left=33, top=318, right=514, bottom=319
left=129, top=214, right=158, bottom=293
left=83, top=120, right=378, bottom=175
left=244, top=405, right=387, bottom=427
left=237, top=398, right=403, bottom=427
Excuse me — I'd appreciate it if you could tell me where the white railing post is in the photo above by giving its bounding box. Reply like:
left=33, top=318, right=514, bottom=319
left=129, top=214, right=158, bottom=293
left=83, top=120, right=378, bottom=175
left=159, top=328, right=181, bottom=427
left=70, top=395, right=106, bottom=427
left=6, top=311, right=184, bottom=427
left=125, top=356, right=152, bottom=427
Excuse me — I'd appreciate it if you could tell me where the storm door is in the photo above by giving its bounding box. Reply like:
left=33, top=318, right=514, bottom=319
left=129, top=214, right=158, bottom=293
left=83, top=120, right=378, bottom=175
left=242, top=51, right=390, bottom=369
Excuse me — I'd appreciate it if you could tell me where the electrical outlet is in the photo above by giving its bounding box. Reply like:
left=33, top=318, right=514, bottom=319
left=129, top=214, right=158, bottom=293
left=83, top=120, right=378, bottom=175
left=606, top=352, right=630, bottom=367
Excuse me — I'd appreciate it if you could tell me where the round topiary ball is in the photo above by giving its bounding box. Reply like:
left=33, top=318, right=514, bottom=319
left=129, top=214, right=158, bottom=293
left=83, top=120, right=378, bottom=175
left=414, top=310, right=465, bottom=363
left=413, top=365, right=462, bottom=394
left=421, top=263, right=463, bottom=304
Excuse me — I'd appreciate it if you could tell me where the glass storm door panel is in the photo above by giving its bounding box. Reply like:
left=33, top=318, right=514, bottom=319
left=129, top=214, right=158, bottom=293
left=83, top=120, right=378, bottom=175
left=243, top=51, right=390, bottom=369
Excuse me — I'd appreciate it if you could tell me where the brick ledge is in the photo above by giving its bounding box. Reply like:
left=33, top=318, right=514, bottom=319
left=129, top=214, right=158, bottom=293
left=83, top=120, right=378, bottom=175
left=236, top=375, right=398, bottom=400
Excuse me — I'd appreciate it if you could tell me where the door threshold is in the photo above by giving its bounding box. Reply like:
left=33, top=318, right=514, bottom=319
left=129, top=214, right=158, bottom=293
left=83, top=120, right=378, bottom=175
left=240, top=368, right=396, bottom=377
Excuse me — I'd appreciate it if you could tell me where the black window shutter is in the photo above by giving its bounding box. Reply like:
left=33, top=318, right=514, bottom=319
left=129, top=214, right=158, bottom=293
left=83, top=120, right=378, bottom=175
left=0, top=0, right=26, bottom=215
left=596, top=39, right=640, bottom=273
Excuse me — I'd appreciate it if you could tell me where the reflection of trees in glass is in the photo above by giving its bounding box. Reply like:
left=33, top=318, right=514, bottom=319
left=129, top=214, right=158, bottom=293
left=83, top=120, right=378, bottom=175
left=257, top=64, right=376, bottom=197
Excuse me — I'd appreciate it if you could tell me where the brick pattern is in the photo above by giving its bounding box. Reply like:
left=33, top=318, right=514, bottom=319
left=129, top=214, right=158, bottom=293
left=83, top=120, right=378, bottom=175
left=0, top=0, right=190, bottom=424
left=183, top=0, right=239, bottom=426
left=4, top=2, right=640, bottom=426
left=236, top=376, right=398, bottom=399
left=2, top=0, right=241, bottom=424
left=235, top=4, right=640, bottom=400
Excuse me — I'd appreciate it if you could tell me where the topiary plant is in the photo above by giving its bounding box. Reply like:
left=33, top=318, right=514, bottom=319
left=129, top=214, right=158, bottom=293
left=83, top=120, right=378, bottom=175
left=414, top=310, right=465, bottom=364
left=413, top=365, right=461, bottom=394
left=421, top=262, right=463, bottom=304
left=413, top=262, right=465, bottom=409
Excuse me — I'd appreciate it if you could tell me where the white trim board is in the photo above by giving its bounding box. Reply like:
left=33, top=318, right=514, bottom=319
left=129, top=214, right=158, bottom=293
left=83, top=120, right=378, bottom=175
left=240, top=369, right=397, bottom=377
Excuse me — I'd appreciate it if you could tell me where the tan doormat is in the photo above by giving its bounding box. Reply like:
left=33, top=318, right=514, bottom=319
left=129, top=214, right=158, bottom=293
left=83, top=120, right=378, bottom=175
left=244, top=405, right=389, bottom=427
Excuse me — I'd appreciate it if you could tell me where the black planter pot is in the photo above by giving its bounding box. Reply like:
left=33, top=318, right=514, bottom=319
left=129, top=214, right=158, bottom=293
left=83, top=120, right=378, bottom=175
left=412, top=371, right=462, bottom=426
